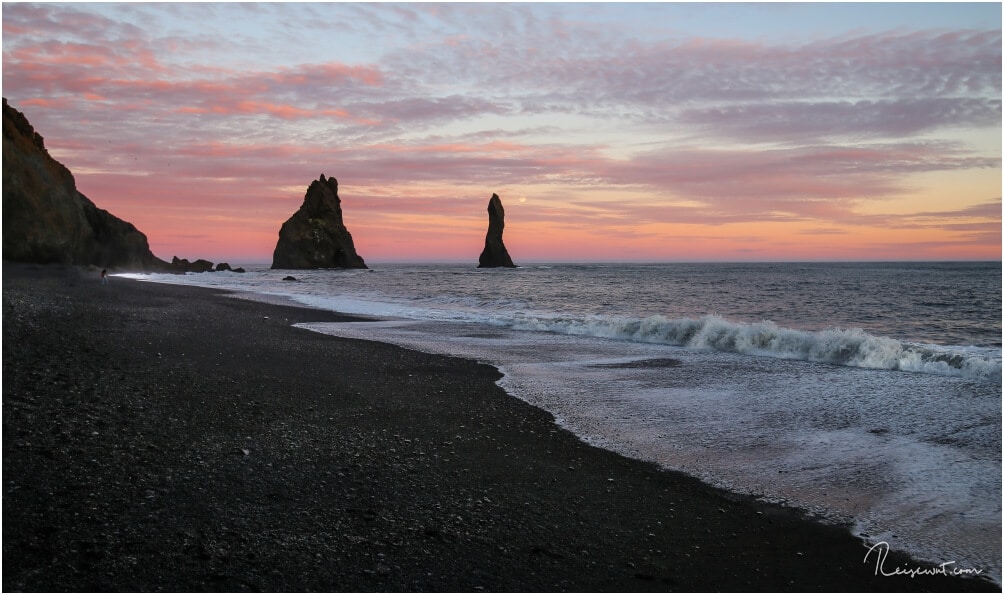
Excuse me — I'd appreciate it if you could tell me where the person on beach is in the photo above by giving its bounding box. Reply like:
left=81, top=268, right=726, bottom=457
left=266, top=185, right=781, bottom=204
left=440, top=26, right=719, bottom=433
left=100, top=269, right=108, bottom=284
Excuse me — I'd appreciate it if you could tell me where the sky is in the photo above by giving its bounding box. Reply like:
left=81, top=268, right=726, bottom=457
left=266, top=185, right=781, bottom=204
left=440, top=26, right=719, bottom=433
left=2, top=2, right=1001, bottom=264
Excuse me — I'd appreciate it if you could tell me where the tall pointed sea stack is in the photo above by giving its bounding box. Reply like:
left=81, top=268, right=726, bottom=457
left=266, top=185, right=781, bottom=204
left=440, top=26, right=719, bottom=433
left=271, top=174, right=367, bottom=269
left=477, top=193, right=515, bottom=268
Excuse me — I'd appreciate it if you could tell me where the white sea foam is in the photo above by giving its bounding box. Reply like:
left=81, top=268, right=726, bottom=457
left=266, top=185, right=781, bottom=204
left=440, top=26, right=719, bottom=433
left=130, top=268, right=1001, bottom=382
left=489, top=313, right=1001, bottom=383
left=294, top=318, right=1002, bottom=584
left=135, top=263, right=1002, bottom=583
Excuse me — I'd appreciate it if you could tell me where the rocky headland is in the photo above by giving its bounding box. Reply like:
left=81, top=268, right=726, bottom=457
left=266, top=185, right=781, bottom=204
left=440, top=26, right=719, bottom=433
left=2, top=98, right=235, bottom=274
left=271, top=175, right=367, bottom=270
left=2, top=98, right=166, bottom=270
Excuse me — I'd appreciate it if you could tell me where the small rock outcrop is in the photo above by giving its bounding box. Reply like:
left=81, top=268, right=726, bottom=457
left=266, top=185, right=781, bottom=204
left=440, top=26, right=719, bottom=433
left=168, top=256, right=215, bottom=273
left=155, top=257, right=243, bottom=274
left=2, top=98, right=167, bottom=270
left=271, top=174, right=367, bottom=269
left=477, top=193, right=515, bottom=268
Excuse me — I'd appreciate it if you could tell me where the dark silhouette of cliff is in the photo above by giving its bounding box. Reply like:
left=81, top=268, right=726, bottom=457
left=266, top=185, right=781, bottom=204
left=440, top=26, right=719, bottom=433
left=2, top=98, right=168, bottom=270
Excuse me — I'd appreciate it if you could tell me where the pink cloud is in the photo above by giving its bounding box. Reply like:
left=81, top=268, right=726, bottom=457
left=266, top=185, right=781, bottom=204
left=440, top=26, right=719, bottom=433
left=42, top=125, right=995, bottom=244
left=679, top=98, right=1002, bottom=141
left=19, top=97, right=72, bottom=110
left=2, top=4, right=140, bottom=41
left=386, top=27, right=1000, bottom=142
left=268, top=63, right=384, bottom=87
left=594, top=144, right=998, bottom=204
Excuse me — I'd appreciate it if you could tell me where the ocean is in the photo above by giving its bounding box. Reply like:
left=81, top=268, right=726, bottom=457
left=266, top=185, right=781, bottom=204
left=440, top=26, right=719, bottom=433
left=128, top=261, right=1002, bottom=581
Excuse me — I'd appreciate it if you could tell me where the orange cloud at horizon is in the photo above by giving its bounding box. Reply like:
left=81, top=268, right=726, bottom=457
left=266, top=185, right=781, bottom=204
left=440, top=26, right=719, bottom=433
left=115, top=187, right=995, bottom=264
left=60, top=148, right=1000, bottom=265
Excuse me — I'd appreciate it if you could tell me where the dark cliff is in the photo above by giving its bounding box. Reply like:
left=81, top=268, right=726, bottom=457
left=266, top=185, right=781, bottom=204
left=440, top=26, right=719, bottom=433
left=271, top=174, right=367, bottom=270
left=477, top=193, right=515, bottom=268
left=2, top=98, right=167, bottom=270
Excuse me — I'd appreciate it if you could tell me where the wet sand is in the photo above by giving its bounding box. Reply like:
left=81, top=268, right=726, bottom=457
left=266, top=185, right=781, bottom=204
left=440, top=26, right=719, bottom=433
left=3, top=263, right=996, bottom=592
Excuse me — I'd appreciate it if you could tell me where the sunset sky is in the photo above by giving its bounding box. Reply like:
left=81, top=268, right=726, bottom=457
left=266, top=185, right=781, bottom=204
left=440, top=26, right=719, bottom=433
left=3, top=2, right=1001, bottom=263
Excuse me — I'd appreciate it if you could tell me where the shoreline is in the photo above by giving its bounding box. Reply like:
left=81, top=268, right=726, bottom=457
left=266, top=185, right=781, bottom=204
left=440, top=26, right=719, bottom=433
left=3, top=263, right=997, bottom=591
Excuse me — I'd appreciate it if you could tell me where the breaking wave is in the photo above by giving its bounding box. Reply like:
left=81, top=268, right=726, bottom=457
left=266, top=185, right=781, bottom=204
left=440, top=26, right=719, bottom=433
left=492, top=313, right=1001, bottom=383
left=127, top=267, right=1001, bottom=383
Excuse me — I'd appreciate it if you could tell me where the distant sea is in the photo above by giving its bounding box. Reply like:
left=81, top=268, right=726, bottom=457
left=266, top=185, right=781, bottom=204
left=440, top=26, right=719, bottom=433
left=129, top=261, right=1002, bottom=582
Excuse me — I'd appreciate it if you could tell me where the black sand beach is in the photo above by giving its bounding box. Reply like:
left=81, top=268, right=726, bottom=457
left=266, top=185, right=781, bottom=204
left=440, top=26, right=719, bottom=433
left=3, top=263, right=996, bottom=592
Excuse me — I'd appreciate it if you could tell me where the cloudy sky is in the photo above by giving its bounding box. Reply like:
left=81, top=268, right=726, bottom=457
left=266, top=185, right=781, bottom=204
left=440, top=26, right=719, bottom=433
left=3, top=2, right=1000, bottom=263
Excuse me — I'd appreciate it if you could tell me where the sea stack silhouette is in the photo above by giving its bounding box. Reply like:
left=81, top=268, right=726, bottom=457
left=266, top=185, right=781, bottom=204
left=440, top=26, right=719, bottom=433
left=477, top=193, right=515, bottom=268
left=271, top=174, right=367, bottom=270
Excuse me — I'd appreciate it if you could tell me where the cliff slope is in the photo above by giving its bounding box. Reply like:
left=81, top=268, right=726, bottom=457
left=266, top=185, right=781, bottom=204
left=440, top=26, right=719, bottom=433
left=2, top=98, right=166, bottom=270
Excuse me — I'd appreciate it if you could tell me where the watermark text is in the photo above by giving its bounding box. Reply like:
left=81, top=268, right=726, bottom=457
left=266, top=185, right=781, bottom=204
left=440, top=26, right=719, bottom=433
left=863, top=541, right=984, bottom=578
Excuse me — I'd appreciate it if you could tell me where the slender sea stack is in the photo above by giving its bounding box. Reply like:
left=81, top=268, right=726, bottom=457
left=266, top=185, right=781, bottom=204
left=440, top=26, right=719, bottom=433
left=271, top=174, right=367, bottom=269
left=477, top=193, right=515, bottom=268
left=2, top=98, right=166, bottom=270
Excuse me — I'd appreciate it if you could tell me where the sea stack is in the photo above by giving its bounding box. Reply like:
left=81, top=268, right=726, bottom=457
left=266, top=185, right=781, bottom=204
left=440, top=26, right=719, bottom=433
left=477, top=193, right=516, bottom=268
left=271, top=174, right=367, bottom=269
